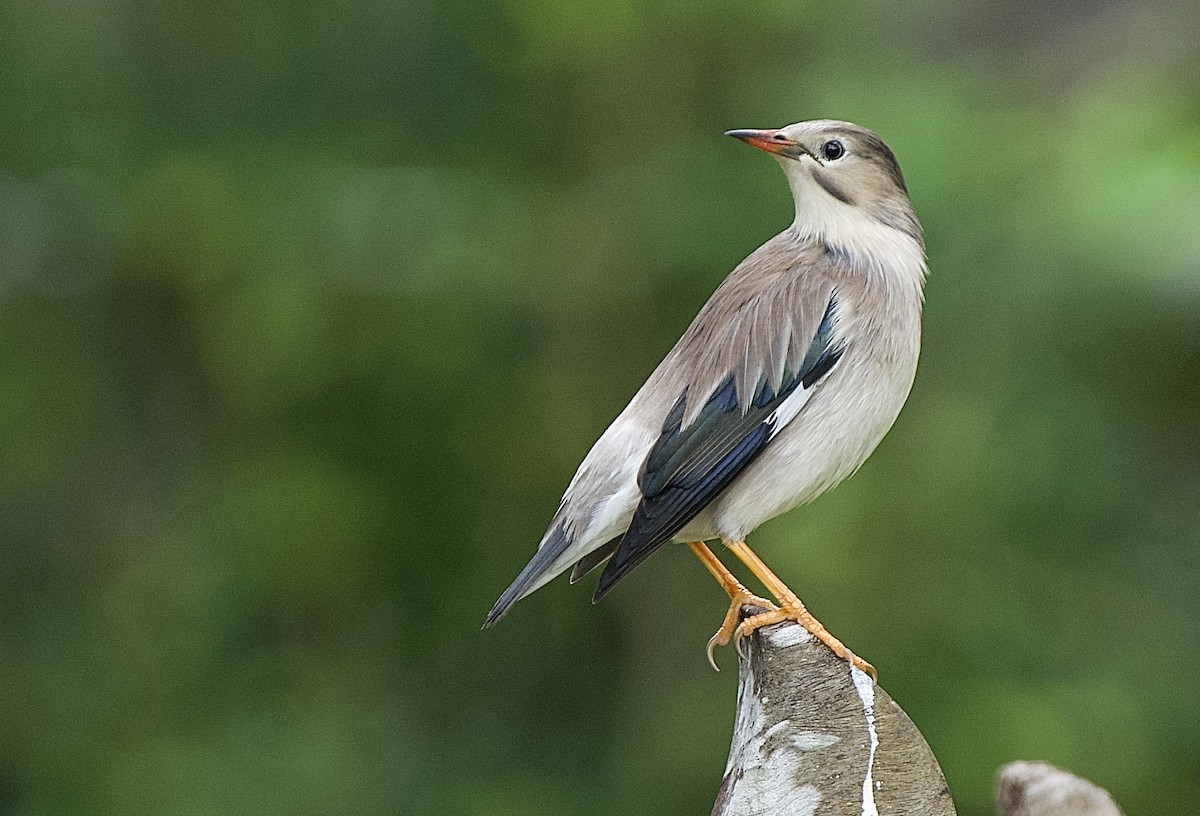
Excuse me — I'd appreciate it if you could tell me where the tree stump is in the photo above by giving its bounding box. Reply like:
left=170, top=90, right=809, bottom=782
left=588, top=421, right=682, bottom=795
left=712, top=617, right=956, bottom=816
left=995, top=761, right=1125, bottom=816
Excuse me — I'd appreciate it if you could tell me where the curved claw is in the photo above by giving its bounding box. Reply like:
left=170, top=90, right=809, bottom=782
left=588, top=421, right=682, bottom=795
left=704, top=592, right=777, bottom=669
left=735, top=630, right=749, bottom=660
left=705, top=633, right=722, bottom=671
left=845, top=648, right=878, bottom=682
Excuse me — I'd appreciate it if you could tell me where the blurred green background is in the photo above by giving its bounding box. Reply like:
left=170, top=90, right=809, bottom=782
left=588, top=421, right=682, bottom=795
left=1, top=0, right=1198, bottom=813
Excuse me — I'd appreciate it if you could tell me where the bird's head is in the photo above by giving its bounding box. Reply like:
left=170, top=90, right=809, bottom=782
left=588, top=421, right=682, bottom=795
left=727, top=120, right=922, bottom=250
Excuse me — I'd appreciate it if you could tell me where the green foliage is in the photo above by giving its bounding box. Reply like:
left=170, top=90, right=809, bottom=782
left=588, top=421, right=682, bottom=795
left=1, top=0, right=1198, bottom=813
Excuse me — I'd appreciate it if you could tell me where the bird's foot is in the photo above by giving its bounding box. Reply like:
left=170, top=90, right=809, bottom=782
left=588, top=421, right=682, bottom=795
left=705, top=590, right=778, bottom=671
left=734, top=604, right=877, bottom=682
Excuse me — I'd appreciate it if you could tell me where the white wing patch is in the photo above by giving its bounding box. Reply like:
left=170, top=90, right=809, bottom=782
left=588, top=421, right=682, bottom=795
left=766, top=293, right=847, bottom=440
left=766, top=384, right=818, bottom=440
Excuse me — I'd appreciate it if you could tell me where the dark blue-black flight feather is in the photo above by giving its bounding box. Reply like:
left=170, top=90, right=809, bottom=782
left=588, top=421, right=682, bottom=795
left=593, top=293, right=844, bottom=600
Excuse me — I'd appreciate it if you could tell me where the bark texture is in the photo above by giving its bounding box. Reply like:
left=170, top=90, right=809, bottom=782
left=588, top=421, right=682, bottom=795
left=712, top=620, right=957, bottom=816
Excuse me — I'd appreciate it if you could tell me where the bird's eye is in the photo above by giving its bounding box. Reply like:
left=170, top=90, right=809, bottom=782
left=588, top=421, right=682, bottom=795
left=821, top=140, right=845, bottom=161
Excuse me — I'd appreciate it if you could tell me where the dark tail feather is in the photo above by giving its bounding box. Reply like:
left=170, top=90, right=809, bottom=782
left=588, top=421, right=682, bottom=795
left=484, top=524, right=570, bottom=626
left=592, top=507, right=674, bottom=602
left=569, top=536, right=620, bottom=584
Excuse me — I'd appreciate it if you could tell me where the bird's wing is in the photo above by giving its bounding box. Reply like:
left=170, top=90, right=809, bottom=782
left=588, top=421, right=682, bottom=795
left=593, top=284, right=845, bottom=599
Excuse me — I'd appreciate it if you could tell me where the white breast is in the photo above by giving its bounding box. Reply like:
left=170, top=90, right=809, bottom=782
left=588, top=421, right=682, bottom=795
left=704, top=220, right=926, bottom=542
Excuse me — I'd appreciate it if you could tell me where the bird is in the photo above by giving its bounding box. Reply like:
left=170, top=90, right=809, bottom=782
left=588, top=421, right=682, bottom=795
left=484, top=120, right=927, bottom=678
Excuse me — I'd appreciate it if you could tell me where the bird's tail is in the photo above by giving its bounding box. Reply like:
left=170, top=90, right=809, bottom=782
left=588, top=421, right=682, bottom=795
left=483, top=523, right=570, bottom=626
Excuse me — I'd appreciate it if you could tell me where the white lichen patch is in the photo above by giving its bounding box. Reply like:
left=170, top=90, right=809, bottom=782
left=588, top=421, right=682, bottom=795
left=763, top=720, right=791, bottom=740
left=721, top=660, right=839, bottom=815
left=763, top=624, right=814, bottom=649
left=791, top=731, right=840, bottom=751
left=724, top=663, right=767, bottom=775
left=851, top=666, right=880, bottom=816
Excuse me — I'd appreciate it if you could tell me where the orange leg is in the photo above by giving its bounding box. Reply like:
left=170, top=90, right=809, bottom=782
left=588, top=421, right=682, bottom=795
left=686, top=541, right=778, bottom=671
left=725, top=539, right=876, bottom=680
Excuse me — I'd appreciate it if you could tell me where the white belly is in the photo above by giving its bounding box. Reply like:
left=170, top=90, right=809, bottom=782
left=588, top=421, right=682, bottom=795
left=703, top=318, right=919, bottom=543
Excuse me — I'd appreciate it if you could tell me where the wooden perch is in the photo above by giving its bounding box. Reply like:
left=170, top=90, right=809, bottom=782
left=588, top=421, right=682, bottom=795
left=713, top=616, right=956, bottom=816
left=995, top=761, right=1124, bottom=816
left=709, top=614, right=1126, bottom=816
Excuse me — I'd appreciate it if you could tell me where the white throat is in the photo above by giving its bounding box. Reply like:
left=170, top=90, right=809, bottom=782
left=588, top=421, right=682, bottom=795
left=787, top=179, right=927, bottom=297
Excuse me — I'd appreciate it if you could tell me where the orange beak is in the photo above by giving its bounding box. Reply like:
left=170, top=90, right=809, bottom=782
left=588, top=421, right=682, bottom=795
left=725, top=129, right=813, bottom=160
